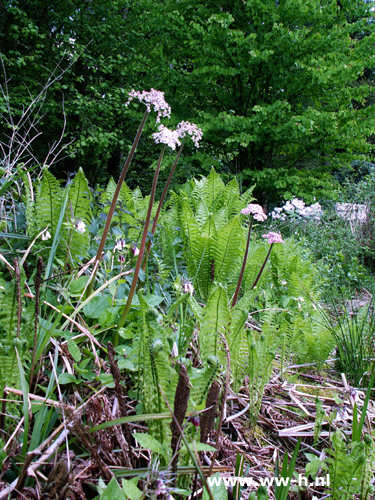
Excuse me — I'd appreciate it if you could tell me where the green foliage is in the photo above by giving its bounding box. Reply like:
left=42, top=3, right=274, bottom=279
left=199, top=284, right=230, bottom=363
left=324, top=296, right=375, bottom=386
left=0, top=272, right=33, bottom=395
left=25, top=167, right=92, bottom=265
left=326, top=430, right=366, bottom=500
left=166, top=168, right=253, bottom=301
left=140, top=0, right=375, bottom=200
left=246, top=328, right=276, bottom=426
left=99, top=178, right=155, bottom=241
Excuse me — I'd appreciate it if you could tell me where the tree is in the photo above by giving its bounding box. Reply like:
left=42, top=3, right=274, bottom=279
left=138, top=0, right=375, bottom=201
left=0, top=0, right=156, bottom=185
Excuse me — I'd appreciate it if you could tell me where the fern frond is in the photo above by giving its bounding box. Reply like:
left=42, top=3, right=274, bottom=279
left=35, top=167, right=62, bottom=235
left=199, top=284, right=230, bottom=364
left=190, top=356, right=220, bottom=408
left=66, top=168, right=92, bottom=261
left=214, top=215, right=244, bottom=284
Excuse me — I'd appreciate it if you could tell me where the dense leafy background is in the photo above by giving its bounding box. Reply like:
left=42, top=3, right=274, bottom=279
left=1, top=0, right=374, bottom=200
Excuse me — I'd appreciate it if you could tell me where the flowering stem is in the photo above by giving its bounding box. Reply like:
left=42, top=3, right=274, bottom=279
left=251, top=243, right=274, bottom=290
left=117, top=145, right=166, bottom=334
left=142, top=138, right=186, bottom=271
left=86, top=110, right=148, bottom=298
left=231, top=215, right=253, bottom=308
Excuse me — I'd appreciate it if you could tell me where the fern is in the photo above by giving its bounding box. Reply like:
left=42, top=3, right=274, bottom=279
left=66, top=168, right=92, bottom=261
left=189, top=355, right=220, bottom=408
left=246, top=329, right=276, bottom=425
left=326, top=430, right=366, bottom=499
left=166, top=168, right=254, bottom=301
left=199, top=284, right=230, bottom=364
left=35, top=167, right=62, bottom=236
left=0, top=274, right=33, bottom=395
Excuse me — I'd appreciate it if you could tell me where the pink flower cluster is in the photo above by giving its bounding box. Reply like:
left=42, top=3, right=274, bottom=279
left=241, top=203, right=267, bottom=222
left=153, top=121, right=203, bottom=150
left=262, top=232, right=284, bottom=244
left=176, top=121, right=203, bottom=148
left=125, top=89, right=171, bottom=123
left=153, top=125, right=181, bottom=150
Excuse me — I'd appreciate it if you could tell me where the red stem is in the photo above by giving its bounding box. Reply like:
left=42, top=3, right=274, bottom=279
left=251, top=243, right=274, bottom=290
left=118, top=145, right=166, bottom=329
left=231, top=216, right=253, bottom=308
left=142, top=138, right=186, bottom=271
left=86, top=111, right=148, bottom=297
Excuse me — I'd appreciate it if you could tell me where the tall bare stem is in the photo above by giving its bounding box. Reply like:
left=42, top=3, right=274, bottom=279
left=86, top=111, right=148, bottom=298
left=117, top=145, right=166, bottom=334
left=231, top=215, right=253, bottom=308
left=142, top=138, right=186, bottom=271
left=251, top=243, right=273, bottom=290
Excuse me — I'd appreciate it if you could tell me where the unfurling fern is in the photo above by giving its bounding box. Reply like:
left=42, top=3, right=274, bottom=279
left=247, top=329, right=276, bottom=426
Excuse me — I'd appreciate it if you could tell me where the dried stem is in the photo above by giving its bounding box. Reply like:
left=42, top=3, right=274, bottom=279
left=107, top=341, right=135, bottom=468
left=29, top=257, right=43, bottom=389
left=170, top=364, right=190, bottom=481
left=208, top=334, right=231, bottom=477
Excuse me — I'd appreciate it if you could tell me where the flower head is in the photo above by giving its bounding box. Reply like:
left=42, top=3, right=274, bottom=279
left=262, top=232, right=284, bottom=244
left=182, top=278, right=194, bottom=295
left=153, top=125, right=181, bottom=150
left=176, top=121, right=203, bottom=148
left=118, top=254, right=126, bottom=263
left=125, top=89, right=171, bottom=123
left=114, top=238, right=126, bottom=251
left=41, top=230, right=51, bottom=241
left=75, top=220, right=86, bottom=233
left=131, top=245, right=140, bottom=256
left=241, top=203, right=267, bottom=222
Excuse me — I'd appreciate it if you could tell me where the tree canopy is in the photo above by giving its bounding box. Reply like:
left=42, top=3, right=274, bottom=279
left=1, top=0, right=374, bottom=201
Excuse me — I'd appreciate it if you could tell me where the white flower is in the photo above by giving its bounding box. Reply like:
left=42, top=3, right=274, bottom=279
left=291, top=198, right=305, bottom=210
left=182, top=279, right=194, bottom=295
left=75, top=220, right=86, bottom=233
left=131, top=245, right=140, bottom=256
left=41, top=230, right=51, bottom=241
left=114, top=238, right=126, bottom=251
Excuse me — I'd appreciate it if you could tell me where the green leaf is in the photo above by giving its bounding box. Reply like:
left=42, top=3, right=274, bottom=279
left=59, top=373, right=79, bottom=385
left=203, top=472, right=227, bottom=500
left=121, top=479, right=142, bottom=500
left=97, top=373, right=114, bottom=388
left=83, top=295, right=111, bottom=319
left=69, top=277, right=90, bottom=295
left=132, top=432, right=168, bottom=458
left=181, top=442, right=216, bottom=454
left=117, top=358, right=135, bottom=371
left=99, top=478, right=125, bottom=500
left=68, top=339, right=82, bottom=363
